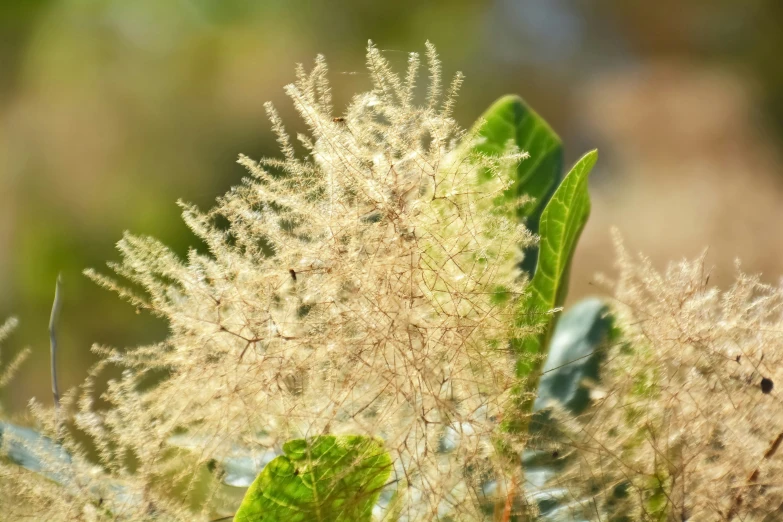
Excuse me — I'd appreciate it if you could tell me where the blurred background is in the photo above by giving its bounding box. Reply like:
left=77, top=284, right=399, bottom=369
left=2, top=0, right=782, bottom=415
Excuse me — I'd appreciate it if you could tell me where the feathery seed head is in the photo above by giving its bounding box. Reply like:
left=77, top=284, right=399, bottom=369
left=75, top=42, right=534, bottom=519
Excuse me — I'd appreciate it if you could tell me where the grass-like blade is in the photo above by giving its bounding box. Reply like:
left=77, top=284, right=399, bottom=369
left=507, top=151, right=597, bottom=429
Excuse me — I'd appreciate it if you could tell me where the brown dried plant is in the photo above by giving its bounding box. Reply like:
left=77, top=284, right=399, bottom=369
left=3, top=41, right=783, bottom=522
left=544, top=232, right=783, bottom=521
left=2, top=43, right=535, bottom=521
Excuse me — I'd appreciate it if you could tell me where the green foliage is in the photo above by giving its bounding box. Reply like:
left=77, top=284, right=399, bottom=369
left=471, top=95, right=563, bottom=276
left=468, top=96, right=603, bottom=520
left=516, top=151, right=597, bottom=389
left=234, top=435, right=392, bottom=522
left=533, top=297, right=610, bottom=415
left=523, top=298, right=613, bottom=520
left=473, top=96, right=596, bottom=424
left=496, top=149, right=597, bottom=440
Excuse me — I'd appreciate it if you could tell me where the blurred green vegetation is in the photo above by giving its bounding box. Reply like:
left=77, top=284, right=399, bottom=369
left=1, top=0, right=782, bottom=415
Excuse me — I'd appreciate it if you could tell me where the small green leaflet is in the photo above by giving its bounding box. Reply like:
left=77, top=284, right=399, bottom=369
left=233, top=435, right=392, bottom=522
left=471, top=95, right=564, bottom=276
left=515, top=150, right=598, bottom=401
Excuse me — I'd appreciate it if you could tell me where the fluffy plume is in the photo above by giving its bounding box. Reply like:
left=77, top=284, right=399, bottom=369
left=1, top=43, right=534, bottom=520
left=546, top=231, right=783, bottom=521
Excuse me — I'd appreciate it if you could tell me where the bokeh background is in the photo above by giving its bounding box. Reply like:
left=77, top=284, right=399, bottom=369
left=2, top=0, right=782, bottom=415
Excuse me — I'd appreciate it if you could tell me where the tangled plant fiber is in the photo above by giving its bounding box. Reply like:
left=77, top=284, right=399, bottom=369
left=0, top=42, right=536, bottom=521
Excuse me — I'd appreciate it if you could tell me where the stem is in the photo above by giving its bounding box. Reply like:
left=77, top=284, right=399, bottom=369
left=502, top=475, right=518, bottom=522
left=49, top=274, right=63, bottom=438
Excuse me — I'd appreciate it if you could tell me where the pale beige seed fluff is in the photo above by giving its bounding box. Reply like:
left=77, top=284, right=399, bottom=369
left=546, top=231, right=783, bottom=521
left=1, top=43, right=537, bottom=521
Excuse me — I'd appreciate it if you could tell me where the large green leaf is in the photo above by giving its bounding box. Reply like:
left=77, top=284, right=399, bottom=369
left=233, top=435, right=392, bottom=522
left=523, top=298, right=612, bottom=521
left=514, top=151, right=597, bottom=407
left=471, top=95, right=564, bottom=276
left=533, top=298, right=610, bottom=415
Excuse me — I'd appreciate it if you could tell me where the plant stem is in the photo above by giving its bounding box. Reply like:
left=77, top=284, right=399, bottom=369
left=49, top=274, right=63, bottom=438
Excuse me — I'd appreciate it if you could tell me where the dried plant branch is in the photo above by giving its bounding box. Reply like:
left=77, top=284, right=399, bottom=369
left=546, top=232, right=783, bottom=520
left=0, top=42, right=537, bottom=521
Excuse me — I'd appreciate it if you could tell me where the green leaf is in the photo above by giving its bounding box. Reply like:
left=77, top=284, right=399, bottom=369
left=0, top=421, right=72, bottom=484
left=0, top=421, right=136, bottom=514
left=513, top=150, right=597, bottom=413
left=521, top=298, right=613, bottom=520
left=534, top=297, right=610, bottom=415
left=471, top=95, right=564, bottom=276
left=233, top=435, right=392, bottom=522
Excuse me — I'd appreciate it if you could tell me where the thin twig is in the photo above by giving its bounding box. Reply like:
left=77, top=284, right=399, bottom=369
left=49, top=273, right=63, bottom=438
left=727, top=430, right=783, bottom=520
left=501, top=475, right=518, bottom=522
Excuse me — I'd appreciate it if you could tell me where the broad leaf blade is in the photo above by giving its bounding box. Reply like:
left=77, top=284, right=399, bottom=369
left=516, top=150, right=597, bottom=389
left=234, top=435, right=392, bottom=522
left=471, top=95, right=564, bottom=276
left=523, top=298, right=612, bottom=520
left=0, top=421, right=72, bottom=484
left=534, top=297, right=610, bottom=415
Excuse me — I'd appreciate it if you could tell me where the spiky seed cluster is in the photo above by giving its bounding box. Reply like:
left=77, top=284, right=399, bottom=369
left=0, top=318, right=27, bottom=393
left=548, top=232, right=783, bottom=521
left=62, top=42, right=534, bottom=520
